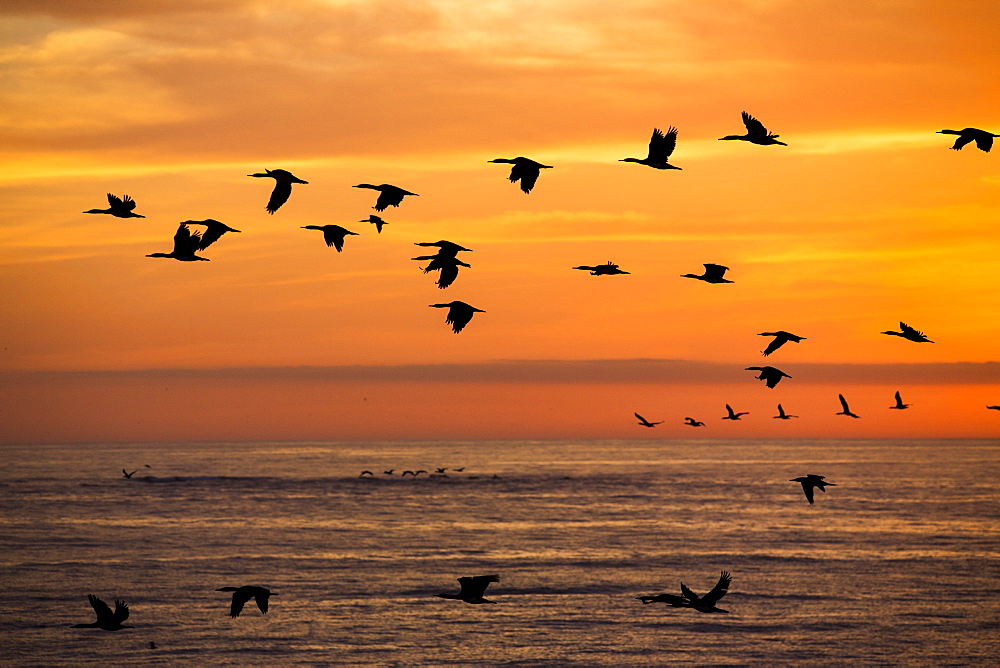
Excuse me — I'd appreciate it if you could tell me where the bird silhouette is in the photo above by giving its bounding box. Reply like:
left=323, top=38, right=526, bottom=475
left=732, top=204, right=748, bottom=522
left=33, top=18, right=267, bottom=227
left=72, top=594, right=132, bottom=631
left=987, top=405, right=1000, bottom=411
left=620, top=127, right=682, bottom=169
left=722, top=404, right=748, bottom=420
left=301, top=225, right=359, bottom=252
left=413, top=250, right=472, bottom=289
left=383, top=469, right=395, bottom=475
left=414, top=240, right=472, bottom=257
left=435, top=467, right=449, bottom=473
left=684, top=417, right=706, bottom=427
left=353, top=184, right=418, bottom=211
left=573, top=261, right=630, bottom=275
left=122, top=468, right=137, bottom=478
left=773, top=404, right=797, bottom=419
left=881, top=322, right=933, bottom=343
left=681, top=263, right=733, bottom=283
left=248, top=168, right=308, bottom=214
left=718, top=111, right=787, bottom=146
left=746, top=365, right=791, bottom=388
left=634, top=412, right=663, bottom=427
left=636, top=571, right=732, bottom=613
left=889, top=390, right=910, bottom=410
left=83, top=193, right=145, bottom=218
left=790, top=474, right=835, bottom=505
left=429, top=301, right=484, bottom=333
left=937, top=127, right=998, bottom=152
left=488, top=157, right=553, bottom=193
left=836, top=394, right=860, bottom=418
left=146, top=224, right=210, bottom=261
left=359, top=470, right=374, bottom=477
left=436, top=574, right=500, bottom=604
left=758, top=331, right=805, bottom=356
left=216, top=586, right=277, bottom=618
left=181, top=219, right=241, bottom=250
left=360, top=215, right=387, bottom=233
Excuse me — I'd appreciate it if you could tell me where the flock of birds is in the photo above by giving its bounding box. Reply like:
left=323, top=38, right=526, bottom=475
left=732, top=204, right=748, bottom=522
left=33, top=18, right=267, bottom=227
left=73, top=118, right=996, bottom=632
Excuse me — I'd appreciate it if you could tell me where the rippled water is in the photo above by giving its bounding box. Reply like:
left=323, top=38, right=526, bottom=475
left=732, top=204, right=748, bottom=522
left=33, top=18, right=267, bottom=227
left=1, top=439, right=998, bottom=666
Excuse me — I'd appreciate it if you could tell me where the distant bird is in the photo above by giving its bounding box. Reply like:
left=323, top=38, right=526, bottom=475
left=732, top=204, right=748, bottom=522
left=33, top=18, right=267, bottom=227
left=489, top=157, right=553, bottom=193
left=414, top=240, right=472, bottom=257
left=436, top=574, right=500, bottom=604
left=881, top=322, right=933, bottom=343
left=248, top=168, right=308, bottom=214
left=681, top=263, right=733, bottom=283
left=790, top=474, right=836, bottom=505
left=415, top=255, right=471, bottom=289
left=83, top=193, right=145, bottom=218
left=301, top=225, right=359, bottom=252
left=359, top=470, right=374, bottom=477
left=758, top=331, right=805, bottom=356
left=435, top=468, right=448, bottom=473
left=429, top=301, right=484, bottom=333
left=573, top=261, right=630, bottom=275
left=216, top=586, right=276, bottom=618
left=684, top=417, right=706, bottom=427
left=773, top=404, right=797, bottom=419
left=722, top=404, right=749, bottom=420
left=122, top=468, right=137, bottom=478
left=937, top=127, right=998, bottom=152
left=360, top=215, right=387, bottom=233
left=836, top=394, right=860, bottom=418
left=634, top=412, right=663, bottom=427
left=746, top=365, right=791, bottom=388
left=149, top=642, right=157, bottom=649
left=353, top=184, right=418, bottom=212
left=620, top=127, right=682, bottom=170
left=889, top=390, right=910, bottom=410
left=72, top=594, right=132, bottom=631
left=452, top=467, right=466, bottom=472
left=146, top=223, right=210, bottom=262
left=636, top=571, right=732, bottom=613
left=383, top=469, right=395, bottom=475
left=182, top=219, right=241, bottom=250
left=719, top=111, right=787, bottom=146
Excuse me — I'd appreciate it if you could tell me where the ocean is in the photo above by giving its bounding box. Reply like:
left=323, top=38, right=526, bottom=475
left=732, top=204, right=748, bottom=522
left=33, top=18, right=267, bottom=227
left=1, top=439, right=997, bottom=666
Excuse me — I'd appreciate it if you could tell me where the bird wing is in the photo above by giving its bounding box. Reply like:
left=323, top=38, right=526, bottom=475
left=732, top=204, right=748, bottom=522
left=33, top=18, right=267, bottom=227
left=374, top=190, right=405, bottom=211
left=113, top=599, right=130, bottom=623
left=725, top=404, right=735, bottom=417
left=230, top=589, right=253, bottom=617
left=323, top=227, right=345, bottom=251
left=951, top=134, right=975, bottom=150
left=679, top=582, right=701, bottom=603
left=648, top=127, right=678, bottom=161
left=253, top=590, right=270, bottom=614
left=173, top=224, right=203, bottom=255
left=186, top=220, right=226, bottom=250
left=88, top=594, right=115, bottom=623
left=701, top=571, right=732, bottom=606
left=800, top=481, right=815, bottom=504
left=838, top=394, right=850, bottom=412
left=266, top=181, right=292, bottom=214
left=761, top=337, right=785, bottom=356
left=510, top=163, right=540, bottom=193
left=107, top=193, right=124, bottom=208
left=121, top=195, right=138, bottom=211
left=974, top=133, right=994, bottom=152
left=437, top=261, right=459, bottom=288
left=446, top=304, right=474, bottom=333
left=741, top=112, right=768, bottom=137
left=458, top=574, right=499, bottom=598
left=894, top=390, right=903, bottom=405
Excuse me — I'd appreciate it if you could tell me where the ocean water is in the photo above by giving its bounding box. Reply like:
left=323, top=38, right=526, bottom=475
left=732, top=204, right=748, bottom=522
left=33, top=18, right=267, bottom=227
left=1, top=439, right=997, bottom=666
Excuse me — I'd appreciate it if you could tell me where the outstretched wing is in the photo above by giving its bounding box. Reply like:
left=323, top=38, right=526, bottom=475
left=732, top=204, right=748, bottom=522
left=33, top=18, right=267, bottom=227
left=648, top=127, right=678, bottom=161
left=173, top=224, right=204, bottom=255
left=898, top=322, right=925, bottom=338
left=323, top=227, right=345, bottom=251
left=701, top=571, right=732, bottom=606
left=951, top=135, right=975, bottom=150
left=266, top=181, right=292, bottom=214
left=253, top=590, right=270, bottom=614
left=838, top=394, right=850, bottom=412
left=113, top=599, right=130, bottom=623
left=761, top=337, right=785, bottom=356
left=974, top=133, right=994, bottom=152
left=800, top=481, right=815, bottom=504
left=679, top=582, right=701, bottom=603
left=510, top=163, right=539, bottom=193
left=458, top=574, right=499, bottom=598
left=88, top=594, right=114, bottom=623
left=741, top=112, right=768, bottom=138
left=230, top=589, right=253, bottom=618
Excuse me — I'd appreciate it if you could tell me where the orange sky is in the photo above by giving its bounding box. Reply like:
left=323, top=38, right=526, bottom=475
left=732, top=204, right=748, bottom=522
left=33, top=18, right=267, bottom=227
left=1, top=0, right=998, bottom=441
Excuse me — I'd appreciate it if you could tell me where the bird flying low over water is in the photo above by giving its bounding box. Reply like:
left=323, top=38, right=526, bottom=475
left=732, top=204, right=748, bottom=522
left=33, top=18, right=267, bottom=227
left=620, top=127, right=682, bottom=169
left=360, top=215, right=387, bottom=233
left=146, top=224, right=210, bottom=261
left=773, top=404, right=797, bottom=419
left=722, top=404, right=748, bottom=420
left=573, top=261, right=630, bottom=275
left=681, top=263, right=732, bottom=283
left=84, top=193, right=145, bottom=218
left=938, top=127, right=998, bottom=152
left=634, top=412, right=663, bottom=427
left=684, top=417, right=706, bottom=427
left=790, top=474, right=836, bottom=505
left=436, top=574, right=500, bottom=604
left=429, top=301, right=485, bottom=333
left=719, top=111, right=787, bottom=146
left=216, top=586, right=277, bottom=618
left=836, top=394, right=860, bottom=418
left=122, top=468, right=137, bottom=478
left=489, top=157, right=553, bottom=193
left=73, top=594, right=132, bottom=631
left=353, top=183, right=418, bottom=212
left=881, top=322, right=933, bottom=343
left=746, top=366, right=791, bottom=388
left=181, top=219, right=241, bottom=250
left=301, top=225, right=359, bottom=252
left=636, top=571, right=732, bottom=613
left=758, top=331, right=805, bottom=356
left=890, top=390, right=910, bottom=410
left=248, top=168, right=308, bottom=214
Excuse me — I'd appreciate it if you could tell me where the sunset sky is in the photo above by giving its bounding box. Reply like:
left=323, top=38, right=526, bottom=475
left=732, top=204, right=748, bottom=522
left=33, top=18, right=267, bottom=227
left=2, top=0, right=998, bottom=442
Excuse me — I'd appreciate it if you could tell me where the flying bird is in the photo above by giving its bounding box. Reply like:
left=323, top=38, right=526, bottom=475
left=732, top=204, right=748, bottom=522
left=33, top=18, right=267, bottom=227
left=248, top=168, right=308, bottom=214
left=718, top=111, right=787, bottom=146
left=636, top=571, right=732, bottom=613
left=634, top=412, right=663, bottom=427
left=937, top=127, right=998, bottom=152
left=182, top=219, right=241, bottom=250
left=488, top=157, right=553, bottom=193
left=436, top=574, right=500, bottom=604
left=684, top=417, right=706, bottom=427
left=722, top=404, right=749, bottom=420
left=746, top=366, right=791, bottom=388
left=836, top=394, right=860, bottom=418
left=881, top=322, right=933, bottom=343
left=414, top=240, right=472, bottom=257
left=383, top=469, right=395, bottom=475
left=83, top=193, right=145, bottom=218
left=216, top=586, right=277, bottom=618
left=429, top=301, right=485, bottom=333
left=72, top=594, right=132, bottom=631
left=360, top=215, right=387, bottom=233
left=681, top=263, right=733, bottom=283
left=417, top=255, right=471, bottom=289
left=122, top=468, right=137, bottom=478
left=620, top=127, right=682, bottom=170
left=758, top=331, right=805, bottom=356
left=773, top=404, right=797, bottom=419
left=987, top=405, right=1000, bottom=411
left=359, top=470, right=374, bottom=477
left=301, top=225, right=359, bottom=252
left=572, top=261, right=630, bottom=275
left=146, top=223, right=210, bottom=261
left=889, top=390, right=910, bottom=410
left=790, top=474, right=836, bottom=505
left=353, top=183, right=418, bottom=212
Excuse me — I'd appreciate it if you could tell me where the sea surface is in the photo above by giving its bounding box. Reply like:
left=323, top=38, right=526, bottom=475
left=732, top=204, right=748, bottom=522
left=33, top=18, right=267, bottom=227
left=1, top=439, right=998, bottom=666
